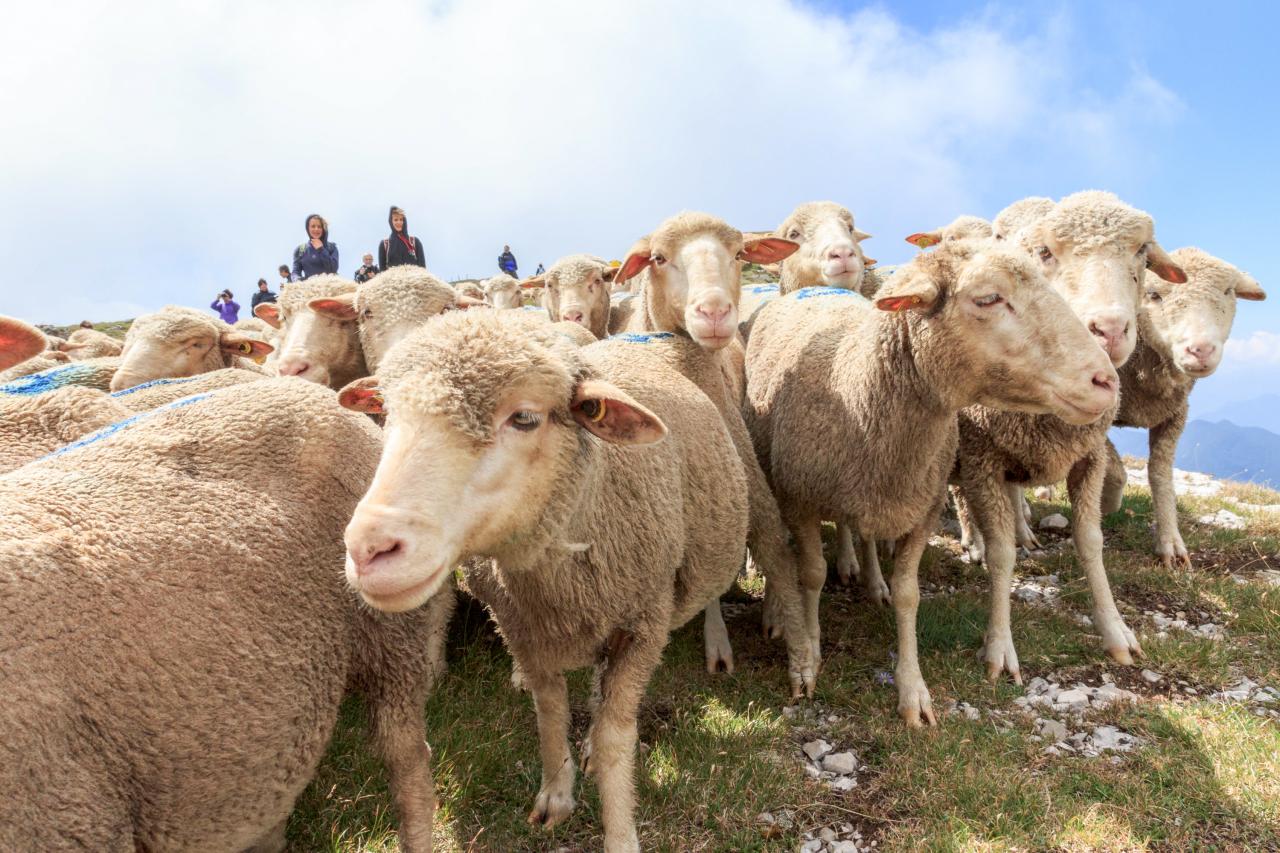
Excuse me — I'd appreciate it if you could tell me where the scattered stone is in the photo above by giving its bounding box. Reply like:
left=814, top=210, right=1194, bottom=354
left=832, top=843, right=860, bottom=853
left=1212, top=678, right=1259, bottom=702
left=1141, top=669, right=1162, bottom=684
left=820, top=828, right=837, bottom=843
left=822, top=751, right=858, bottom=775
left=802, top=839, right=824, bottom=853
left=803, top=739, right=832, bottom=761
left=1036, top=717, right=1068, bottom=742
left=829, top=775, right=857, bottom=792
left=1197, top=509, right=1246, bottom=530
left=1054, top=688, right=1090, bottom=711
left=756, top=812, right=773, bottom=826
left=1039, top=513, right=1070, bottom=530
left=956, top=701, right=981, bottom=721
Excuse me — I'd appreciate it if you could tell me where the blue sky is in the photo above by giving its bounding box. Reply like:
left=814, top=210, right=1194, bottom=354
left=0, top=0, right=1275, bottom=414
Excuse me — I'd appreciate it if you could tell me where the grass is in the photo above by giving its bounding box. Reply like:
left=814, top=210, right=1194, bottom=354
left=287, top=479, right=1280, bottom=851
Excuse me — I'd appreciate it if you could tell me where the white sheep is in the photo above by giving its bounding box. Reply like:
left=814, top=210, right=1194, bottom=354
left=524, top=254, right=619, bottom=339
left=0, top=378, right=453, bottom=852
left=254, top=273, right=366, bottom=388
left=772, top=201, right=875, bottom=296
left=1105, top=247, right=1266, bottom=566
left=991, top=196, right=1054, bottom=242
left=108, top=306, right=273, bottom=392
left=744, top=239, right=1120, bottom=725
left=338, top=312, right=751, bottom=852
left=481, top=273, right=525, bottom=309
left=59, top=326, right=124, bottom=360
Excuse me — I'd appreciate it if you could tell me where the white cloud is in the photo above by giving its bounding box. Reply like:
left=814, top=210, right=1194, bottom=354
left=0, top=0, right=1183, bottom=323
left=1225, top=330, right=1280, bottom=365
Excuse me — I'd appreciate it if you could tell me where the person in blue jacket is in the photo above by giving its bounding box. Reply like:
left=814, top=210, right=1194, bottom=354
left=498, top=244, right=517, bottom=277
left=293, top=214, right=340, bottom=280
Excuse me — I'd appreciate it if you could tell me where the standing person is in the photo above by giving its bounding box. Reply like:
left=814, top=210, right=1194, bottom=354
left=292, top=214, right=340, bottom=280
left=354, top=253, right=380, bottom=283
left=210, top=290, right=240, bottom=324
left=534, top=262, right=545, bottom=275
left=498, top=244, right=517, bottom=278
left=278, top=264, right=295, bottom=286
left=377, top=206, right=426, bottom=271
left=251, top=278, right=277, bottom=312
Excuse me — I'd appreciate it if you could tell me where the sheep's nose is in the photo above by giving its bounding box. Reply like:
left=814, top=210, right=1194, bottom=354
left=826, top=242, right=856, bottom=261
left=1087, top=317, right=1129, bottom=352
left=346, top=520, right=405, bottom=577
left=562, top=310, right=584, bottom=324
left=277, top=359, right=310, bottom=377
left=1185, top=341, right=1216, bottom=361
left=1091, top=372, right=1116, bottom=394
left=695, top=302, right=732, bottom=323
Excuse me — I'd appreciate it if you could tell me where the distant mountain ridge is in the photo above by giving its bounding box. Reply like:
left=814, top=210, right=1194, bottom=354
left=1195, top=393, right=1280, bottom=435
left=1111, top=419, right=1280, bottom=486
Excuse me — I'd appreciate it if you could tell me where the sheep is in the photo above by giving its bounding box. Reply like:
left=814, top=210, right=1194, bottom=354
left=0, top=385, right=129, bottom=474
left=610, top=212, right=818, bottom=688
left=59, top=326, right=124, bottom=360
left=743, top=239, right=1120, bottom=725
left=482, top=273, right=524, bottom=309
left=1103, top=248, right=1267, bottom=566
left=772, top=201, right=876, bottom=297
left=0, top=357, right=122, bottom=391
left=108, top=306, right=274, bottom=392
left=455, top=280, right=488, bottom=302
left=253, top=273, right=367, bottom=388
left=905, top=215, right=993, bottom=249
left=338, top=311, right=750, bottom=853
left=991, top=196, right=1054, bottom=242
left=0, top=378, right=453, bottom=852
left=523, top=254, right=619, bottom=339
left=108, top=367, right=268, bottom=412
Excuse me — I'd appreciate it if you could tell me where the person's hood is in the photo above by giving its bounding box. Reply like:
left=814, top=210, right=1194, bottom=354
left=305, top=214, right=329, bottom=243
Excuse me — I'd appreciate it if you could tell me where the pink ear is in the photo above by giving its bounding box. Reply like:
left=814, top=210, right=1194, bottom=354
left=338, top=377, right=384, bottom=414
left=739, top=237, right=799, bottom=265
left=254, top=303, right=282, bottom=328
left=521, top=275, right=546, bottom=289
left=615, top=252, right=653, bottom=285
left=0, top=316, right=46, bottom=371
left=905, top=232, right=941, bottom=249
left=571, top=379, right=667, bottom=446
left=453, top=295, right=491, bottom=310
left=309, top=296, right=358, bottom=320
left=862, top=256, right=878, bottom=267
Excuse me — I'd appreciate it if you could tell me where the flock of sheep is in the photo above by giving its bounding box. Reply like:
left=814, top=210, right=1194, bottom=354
left=0, top=190, right=1266, bottom=852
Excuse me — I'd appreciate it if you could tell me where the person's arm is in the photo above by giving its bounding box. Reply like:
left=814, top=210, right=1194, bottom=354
left=211, top=299, right=222, bottom=312
left=416, top=238, right=426, bottom=267
left=379, top=241, right=387, bottom=270
left=327, top=243, right=339, bottom=273
left=293, top=247, right=304, bottom=280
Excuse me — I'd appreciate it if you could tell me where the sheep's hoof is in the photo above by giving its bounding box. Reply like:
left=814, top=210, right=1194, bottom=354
left=980, top=635, right=1022, bottom=684
left=528, top=787, right=575, bottom=829
left=1100, top=620, right=1142, bottom=665
left=897, top=686, right=937, bottom=728
left=705, top=648, right=734, bottom=675
left=864, top=576, right=891, bottom=607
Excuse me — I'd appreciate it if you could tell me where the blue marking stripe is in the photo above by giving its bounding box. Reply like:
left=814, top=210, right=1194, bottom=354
left=609, top=331, right=675, bottom=344
left=39, top=393, right=212, bottom=462
left=110, top=376, right=202, bottom=397
left=745, top=284, right=779, bottom=294
left=793, top=286, right=861, bottom=300
left=0, top=364, right=98, bottom=396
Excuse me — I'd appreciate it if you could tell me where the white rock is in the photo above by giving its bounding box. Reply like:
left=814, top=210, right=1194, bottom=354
left=958, top=701, right=981, bottom=721
left=832, top=843, right=860, bottom=853
left=803, top=739, right=833, bottom=761
left=829, top=775, right=857, bottom=792
left=820, top=827, right=837, bottom=843
left=822, top=751, right=858, bottom=775
left=1036, top=718, right=1069, bottom=742
left=1213, top=678, right=1259, bottom=702
left=1039, top=513, right=1070, bottom=530
left=1141, top=669, right=1162, bottom=684
left=1026, top=676, right=1052, bottom=696
left=1197, top=509, right=1246, bottom=530
left=802, top=839, right=824, bottom=853
left=1054, top=688, right=1090, bottom=710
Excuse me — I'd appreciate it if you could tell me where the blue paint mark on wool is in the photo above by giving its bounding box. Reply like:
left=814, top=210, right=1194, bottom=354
left=110, top=376, right=202, bottom=397
left=40, top=393, right=212, bottom=461
left=793, top=286, right=861, bottom=301
left=610, top=331, right=675, bottom=344
left=0, top=364, right=96, bottom=396
left=521, top=305, right=543, bottom=312
left=745, top=284, right=779, bottom=295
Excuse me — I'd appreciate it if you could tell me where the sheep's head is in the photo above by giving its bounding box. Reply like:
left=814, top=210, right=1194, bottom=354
left=775, top=201, right=873, bottom=289
left=1019, top=191, right=1186, bottom=366
left=615, top=212, right=798, bottom=350
left=110, top=306, right=272, bottom=391
left=260, top=274, right=366, bottom=388
left=881, top=240, right=1118, bottom=425
left=905, top=215, right=992, bottom=249
left=992, top=196, right=1055, bottom=242
left=482, top=274, right=523, bottom=310
left=338, top=312, right=666, bottom=613
left=1138, top=247, right=1265, bottom=378
left=526, top=255, right=616, bottom=339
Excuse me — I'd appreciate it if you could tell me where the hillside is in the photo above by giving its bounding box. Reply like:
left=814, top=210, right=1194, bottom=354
left=1199, top=393, right=1280, bottom=435
left=1113, top=421, right=1280, bottom=486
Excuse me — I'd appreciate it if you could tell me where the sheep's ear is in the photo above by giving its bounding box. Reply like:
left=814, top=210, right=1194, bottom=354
left=1236, top=272, right=1266, bottom=301
left=310, top=295, right=358, bottom=320
left=862, top=255, right=878, bottom=267
left=601, top=267, right=619, bottom=283
left=452, top=295, right=490, bottom=310
left=58, top=341, right=90, bottom=353
left=739, top=237, right=799, bottom=265
left=521, top=275, right=546, bottom=289
left=874, top=271, right=939, bottom=313
left=853, top=229, right=872, bottom=243
left=615, top=251, right=653, bottom=285
left=219, top=332, right=274, bottom=361
left=46, top=351, right=71, bottom=363
left=0, top=316, right=46, bottom=371
left=571, top=379, right=667, bottom=446
left=338, top=377, right=384, bottom=414
left=905, top=231, right=942, bottom=249
left=254, top=303, right=282, bottom=328
left=1145, top=242, right=1187, bottom=283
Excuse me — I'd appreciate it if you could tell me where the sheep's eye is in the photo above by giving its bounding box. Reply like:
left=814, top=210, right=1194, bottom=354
left=651, top=253, right=667, bottom=266
left=509, top=411, right=541, bottom=431
left=1037, top=246, right=1053, bottom=262
left=973, top=293, right=1003, bottom=308
left=1146, top=290, right=1163, bottom=303
left=788, top=229, right=802, bottom=240
left=362, top=309, right=373, bottom=319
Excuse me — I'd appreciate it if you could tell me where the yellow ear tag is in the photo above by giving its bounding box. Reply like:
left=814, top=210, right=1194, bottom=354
left=238, top=342, right=253, bottom=354
left=590, top=400, right=607, bottom=422
left=252, top=355, right=267, bottom=365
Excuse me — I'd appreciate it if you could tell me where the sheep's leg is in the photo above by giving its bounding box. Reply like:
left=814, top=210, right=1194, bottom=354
left=1148, top=411, right=1190, bottom=568
left=526, top=670, right=576, bottom=829
left=790, top=516, right=826, bottom=673
left=589, top=633, right=664, bottom=853
left=1068, top=449, right=1142, bottom=663
left=968, top=476, right=1021, bottom=683
left=1100, top=438, right=1126, bottom=516
left=952, top=485, right=985, bottom=562
left=702, top=598, right=734, bottom=674
left=892, top=517, right=937, bottom=728
left=1010, top=484, right=1042, bottom=551
left=835, top=522, right=860, bottom=585
left=372, top=698, right=436, bottom=853
left=859, top=533, right=890, bottom=606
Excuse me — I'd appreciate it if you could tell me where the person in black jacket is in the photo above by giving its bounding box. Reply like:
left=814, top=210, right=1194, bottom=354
left=378, top=206, right=426, bottom=270
left=251, top=279, right=277, bottom=311
left=498, top=245, right=518, bottom=277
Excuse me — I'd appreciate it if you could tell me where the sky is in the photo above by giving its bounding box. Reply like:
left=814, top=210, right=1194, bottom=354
left=0, top=0, right=1275, bottom=415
